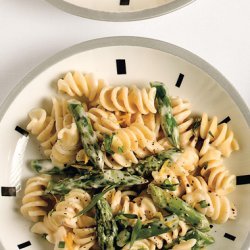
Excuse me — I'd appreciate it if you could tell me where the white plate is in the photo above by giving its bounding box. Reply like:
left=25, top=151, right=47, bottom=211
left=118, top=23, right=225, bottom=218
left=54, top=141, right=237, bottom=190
left=46, top=0, right=195, bottom=21
left=0, top=37, right=249, bottom=250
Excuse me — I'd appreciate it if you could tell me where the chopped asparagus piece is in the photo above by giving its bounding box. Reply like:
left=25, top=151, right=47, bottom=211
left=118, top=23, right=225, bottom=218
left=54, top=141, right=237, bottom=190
left=102, top=134, right=114, bottom=155
left=128, top=148, right=181, bottom=178
left=148, top=184, right=210, bottom=232
left=75, top=185, right=117, bottom=217
left=31, top=159, right=93, bottom=176
left=150, top=82, right=180, bottom=149
left=96, top=198, right=118, bottom=250
left=68, top=100, right=104, bottom=170
left=46, top=170, right=147, bottom=195
left=116, top=215, right=179, bottom=248
left=183, top=229, right=215, bottom=249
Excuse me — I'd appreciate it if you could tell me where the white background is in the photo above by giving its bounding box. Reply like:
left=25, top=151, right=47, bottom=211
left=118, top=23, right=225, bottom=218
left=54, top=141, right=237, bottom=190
left=0, top=0, right=249, bottom=108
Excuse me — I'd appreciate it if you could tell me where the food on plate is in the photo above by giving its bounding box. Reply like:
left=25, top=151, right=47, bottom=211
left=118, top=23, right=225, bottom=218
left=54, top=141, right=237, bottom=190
left=20, top=72, right=239, bottom=250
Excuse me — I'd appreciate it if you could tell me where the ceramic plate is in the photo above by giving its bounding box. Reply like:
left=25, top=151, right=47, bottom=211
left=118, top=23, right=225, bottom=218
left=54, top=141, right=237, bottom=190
left=0, top=37, right=249, bottom=250
left=46, top=0, right=195, bottom=21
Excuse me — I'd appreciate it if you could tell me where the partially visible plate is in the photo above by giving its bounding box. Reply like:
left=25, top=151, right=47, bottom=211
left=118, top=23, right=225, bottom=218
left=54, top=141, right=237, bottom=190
left=46, top=0, right=195, bottom=21
left=0, top=37, right=249, bottom=249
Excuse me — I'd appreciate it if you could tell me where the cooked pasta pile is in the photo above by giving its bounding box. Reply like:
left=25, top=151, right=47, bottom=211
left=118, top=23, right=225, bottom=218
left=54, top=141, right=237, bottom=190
left=20, top=72, right=239, bottom=250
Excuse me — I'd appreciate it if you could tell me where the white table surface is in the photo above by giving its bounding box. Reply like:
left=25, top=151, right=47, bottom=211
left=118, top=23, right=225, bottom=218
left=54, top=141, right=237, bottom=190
left=0, top=0, right=249, bottom=108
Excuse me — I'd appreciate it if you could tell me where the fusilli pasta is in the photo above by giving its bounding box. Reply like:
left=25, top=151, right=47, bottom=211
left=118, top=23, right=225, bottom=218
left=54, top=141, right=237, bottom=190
left=20, top=174, right=51, bottom=222
left=99, top=85, right=157, bottom=114
left=198, top=113, right=239, bottom=157
left=182, top=189, right=237, bottom=223
left=58, top=72, right=106, bottom=105
left=50, top=123, right=81, bottom=167
left=199, top=148, right=236, bottom=195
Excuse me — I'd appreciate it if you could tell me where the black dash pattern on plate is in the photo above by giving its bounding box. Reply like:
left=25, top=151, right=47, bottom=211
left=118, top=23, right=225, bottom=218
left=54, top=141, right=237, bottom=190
left=219, top=116, right=231, bottom=124
left=17, top=241, right=32, bottom=249
left=120, top=0, right=130, bottom=5
left=224, top=233, right=236, bottom=241
left=15, top=126, right=29, bottom=137
left=175, top=73, right=184, bottom=88
left=116, top=59, right=127, bottom=75
left=236, top=175, right=250, bottom=185
left=1, top=186, right=16, bottom=196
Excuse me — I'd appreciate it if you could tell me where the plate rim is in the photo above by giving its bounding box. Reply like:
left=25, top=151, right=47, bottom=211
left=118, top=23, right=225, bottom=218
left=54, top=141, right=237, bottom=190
left=45, top=0, right=196, bottom=22
left=0, top=36, right=249, bottom=126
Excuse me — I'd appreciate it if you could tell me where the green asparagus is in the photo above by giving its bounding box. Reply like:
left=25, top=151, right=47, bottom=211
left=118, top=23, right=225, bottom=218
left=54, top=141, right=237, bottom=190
left=128, top=148, right=181, bottom=178
left=31, top=159, right=94, bottom=176
left=68, top=100, right=104, bottom=170
left=102, top=134, right=114, bottom=155
left=46, top=170, right=147, bottom=195
left=183, top=229, right=215, bottom=249
left=116, top=214, right=179, bottom=248
left=150, top=82, right=180, bottom=149
left=96, top=198, right=118, bottom=250
left=148, top=184, right=210, bottom=232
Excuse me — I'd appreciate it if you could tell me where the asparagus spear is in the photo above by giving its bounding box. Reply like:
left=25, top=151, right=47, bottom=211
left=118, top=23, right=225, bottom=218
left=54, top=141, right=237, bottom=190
left=128, top=148, right=181, bottom=178
left=96, top=198, right=118, bottom=250
left=183, top=229, right=215, bottom=249
left=46, top=170, right=147, bottom=195
left=31, top=159, right=93, bottom=175
left=150, top=82, right=180, bottom=149
left=148, top=184, right=210, bottom=232
left=68, top=100, right=104, bottom=170
left=163, top=229, right=214, bottom=250
left=116, top=214, right=179, bottom=248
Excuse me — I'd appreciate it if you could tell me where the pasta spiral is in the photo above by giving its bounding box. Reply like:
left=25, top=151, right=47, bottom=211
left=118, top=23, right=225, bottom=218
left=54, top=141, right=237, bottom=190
left=149, top=220, right=190, bottom=248
left=87, top=107, right=121, bottom=139
left=99, top=85, right=157, bottom=114
left=198, top=113, right=239, bottom=157
left=27, top=108, right=57, bottom=156
left=105, top=189, right=158, bottom=222
left=50, top=123, right=81, bottom=167
left=115, top=112, right=161, bottom=139
left=111, top=123, right=164, bottom=156
left=58, top=72, right=106, bottom=104
left=199, top=148, right=236, bottom=195
left=171, top=97, right=194, bottom=147
left=20, top=174, right=51, bottom=222
left=31, top=220, right=67, bottom=246
left=172, top=239, right=197, bottom=250
left=182, top=189, right=237, bottom=224
left=73, top=228, right=97, bottom=250
left=51, top=97, right=73, bottom=133
left=50, top=189, right=92, bottom=228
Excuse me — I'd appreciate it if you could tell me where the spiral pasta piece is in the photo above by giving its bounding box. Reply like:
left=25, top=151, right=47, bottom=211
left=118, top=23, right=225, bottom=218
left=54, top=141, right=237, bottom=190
left=27, top=108, right=57, bottom=156
left=171, top=97, right=194, bottom=147
left=182, top=189, right=237, bottom=224
left=105, top=189, right=158, bottom=223
left=99, top=85, right=157, bottom=114
left=20, top=174, right=51, bottom=222
left=198, top=113, right=239, bottom=157
left=172, top=239, right=197, bottom=250
left=104, top=151, right=138, bottom=169
left=73, top=228, right=97, bottom=250
left=149, top=220, right=190, bottom=248
left=50, top=123, right=81, bottom=167
left=111, top=123, right=164, bottom=155
left=87, top=107, right=121, bottom=139
left=51, top=97, right=73, bottom=132
left=115, top=112, right=161, bottom=139
left=199, top=148, right=236, bottom=195
left=50, top=189, right=92, bottom=229
left=58, top=72, right=106, bottom=104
